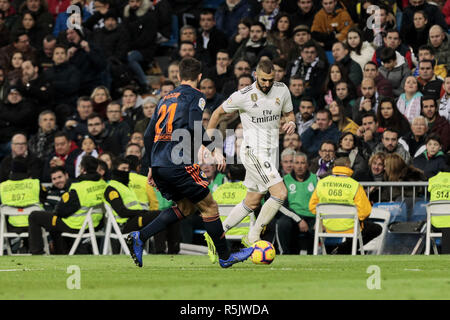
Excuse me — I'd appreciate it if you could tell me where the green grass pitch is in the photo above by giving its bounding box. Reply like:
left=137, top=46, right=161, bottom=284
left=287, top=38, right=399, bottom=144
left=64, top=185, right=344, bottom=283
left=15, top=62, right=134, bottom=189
left=1, top=254, right=450, bottom=300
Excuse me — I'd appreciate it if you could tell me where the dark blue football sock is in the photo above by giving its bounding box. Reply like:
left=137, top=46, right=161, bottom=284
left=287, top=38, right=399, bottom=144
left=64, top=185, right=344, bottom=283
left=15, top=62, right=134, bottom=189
left=139, top=206, right=184, bottom=242
left=203, top=214, right=230, bottom=260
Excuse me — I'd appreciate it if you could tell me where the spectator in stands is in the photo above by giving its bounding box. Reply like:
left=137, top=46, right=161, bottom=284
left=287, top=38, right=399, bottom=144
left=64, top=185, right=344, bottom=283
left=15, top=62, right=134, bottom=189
left=331, top=42, right=363, bottom=89
left=353, top=78, right=381, bottom=125
left=399, top=115, right=428, bottom=158
left=428, top=25, right=450, bottom=74
left=273, top=57, right=287, bottom=84
left=413, top=44, right=447, bottom=79
left=400, top=0, right=448, bottom=43
left=90, top=86, right=111, bottom=119
left=439, top=76, right=450, bottom=122
left=37, top=34, right=56, bottom=72
left=295, top=97, right=315, bottom=136
left=356, top=111, right=381, bottom=159
left=321, top=62, right=351, bottom=109
left=65, top=27, right=106, bottom=97
left=366, top=151, right=386, bottom=202
left=329, top=99, right=359, bottom=135
left=179, top=25, right=197, bottom=44
left=372, top=29, right=414, bottom=69
left=287, top=24, right=327, bottom=63
left=308, top=140, right=336, bottom=179
left=421, top=96, right=450, bottom=152
left=289, top=75, right=305, bottom=113
left=74, top=134, right=99, bottom=177
left=0, top=85, right=35, bottom=141
left=335, top=81, right=356, bottom=118
left=383, top=152, right=427, bottom=200
left=0, top=0, right=16, bottom=31
left=28, top=110, right=57, bottom=160
left=290, top=0, right=318, bottom=28
left=87, top=112, right=127, bottom=155
left=378, top=47, right=411, bottom=97
left=285, top=40, right=327, bottom=101
left=301, top=109, right=340, bottom=158
left=227, top=17, right=252, bottom=58
left=121, top=85, right=144, bottom=130
left=158, top=80, right=175, bottom=99
left=203, top=50, right=234, bottom=94
left=196, top=9, right=228, bottom=68
left=276, top=151, right=317, bottom=254
left=396, top=76, right=423, bottom=124
left=362, top=4, right=394, bottom=48
left=376, top=97, right=411, bottom=137
left=404, top=10, right=431, bottom=56
left=123, top=0, right=157, bottom=93
left=372, top=128, right=412, bottom=164
left=44, top=44, right=81, bottom=108
left=0, top=133, right=42, bottom=182
left=105, top=101, right=131, bottom=150
left=215, top=0, right=253, bottom=39
left=0, top=32, right=37, bottom=72
left=167, top=60, right=180, bottom=87
left=257, top=0, right=279, bottom=31
left=134, top=95, right=157, bottom=134
left=64, top=96, right=92, bottom=143
left=266, top=12, right=295, bottom=61
left=171, top=41, right=197, bottom=64
left=16, top=58, right=54, bottom=114
left=360, top=61, right=393, bottom=98
left=42, top=131, right=81, bottom=181
left=5, top=50, right=23, bottom=85
left=417, top=60, right=444, bottom=102
left=13, top=10, right=48, bottom=51
left=282, top=132, right=301, bottom=153
left=310, top=0, right=354, bottom=50
left=13, top=0, right=54, bottom=35
left=335, top=131, right=369, bottom=180
left=413, top=134, right=448, bottom=178
left=221, top=58, right=251, bottom=97
left=280, top=148, right=295, bottom=176
left=346, top=27, right=375, bottom=72
left=81, top=0, right=110, bottom=32
left=200, top=78, right=224, bottom=113
left=43, top=166, right=70, bottom=213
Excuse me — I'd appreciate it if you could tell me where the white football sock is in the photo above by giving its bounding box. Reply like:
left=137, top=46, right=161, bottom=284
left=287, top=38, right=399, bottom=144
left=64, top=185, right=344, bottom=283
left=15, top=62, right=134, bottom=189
left=248, top=196, right=284, bottom=243
left=222, top=201, right=254, bottom=233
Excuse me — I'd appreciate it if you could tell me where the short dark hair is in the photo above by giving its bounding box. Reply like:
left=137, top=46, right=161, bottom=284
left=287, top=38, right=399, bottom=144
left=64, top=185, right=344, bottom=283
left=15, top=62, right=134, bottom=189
left=256, top=59, right=274, bottom=74
left=380, top=47, right=396, bottom=63
left=364, top=61, right=378, bottom=70
left=421, top=95, right=436, bottom=108
left=87, top=112, right=103, bottom=122
left=113, top=156, right=129, bottom=170
left=426, top=133, right=441, bottom=145
left=418, top=44, right=435, bottom=55
left=383, top=128, right=399, bottom=138
left=316, top=108, right=332, bottom=121
left=80, top=155, right=99, bottom=174
left=320, top=140, right=336, bottom=151
left=125, top=155, right=140, bottom=171
left=179, top=57, right=202, bottom=81
left=362, top=111, right=377, bottom=123
left=54, top=131, right=70, bottom=141
left=420, top=59, right=435, bottom=68
left=272, top=57, right=287, bottom=70
left=299, top=96, right=315, bottom=106
left=50, top=166, right=67, bottom=176
left=251, top=21, right=266, bottom=32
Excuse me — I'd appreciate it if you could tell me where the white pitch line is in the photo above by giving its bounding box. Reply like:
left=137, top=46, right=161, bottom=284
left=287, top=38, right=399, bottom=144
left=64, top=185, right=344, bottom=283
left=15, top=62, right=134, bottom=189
left=0, top=268, right=44, bottom=272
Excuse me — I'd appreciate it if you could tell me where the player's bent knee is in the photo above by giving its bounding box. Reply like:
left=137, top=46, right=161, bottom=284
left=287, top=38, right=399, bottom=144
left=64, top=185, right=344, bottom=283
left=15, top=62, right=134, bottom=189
left=200, top=201, right=218, bottom=217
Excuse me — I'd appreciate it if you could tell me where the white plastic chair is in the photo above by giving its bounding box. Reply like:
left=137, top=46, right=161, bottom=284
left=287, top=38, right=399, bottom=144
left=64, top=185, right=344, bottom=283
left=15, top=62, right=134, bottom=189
left=0, top=205, right=48, bottom=255
left=313, top=204, right=364, bottom=255
left=362, top=208, right=391, bottom=255
left=102, top=204, right=131, bottom=255
left=425, top=200, right=450, bottom=255
left=61, top=205, right=105, bottom=255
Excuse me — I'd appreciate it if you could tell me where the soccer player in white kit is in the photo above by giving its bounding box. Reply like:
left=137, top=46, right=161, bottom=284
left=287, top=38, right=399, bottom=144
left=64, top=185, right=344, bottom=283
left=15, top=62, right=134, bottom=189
left=206, top=59, right=296, bottom=247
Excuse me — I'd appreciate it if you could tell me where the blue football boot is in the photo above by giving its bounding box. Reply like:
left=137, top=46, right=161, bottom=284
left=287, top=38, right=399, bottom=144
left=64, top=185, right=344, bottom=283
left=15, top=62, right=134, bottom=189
left=219, top=247, right=254, bottom=268
left=126, top=231, right=143, bottom=267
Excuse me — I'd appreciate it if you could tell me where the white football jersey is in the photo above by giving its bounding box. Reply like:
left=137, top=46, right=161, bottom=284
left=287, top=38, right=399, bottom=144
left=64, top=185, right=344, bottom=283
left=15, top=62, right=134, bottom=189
left=222, top=81, right=293, bottom=151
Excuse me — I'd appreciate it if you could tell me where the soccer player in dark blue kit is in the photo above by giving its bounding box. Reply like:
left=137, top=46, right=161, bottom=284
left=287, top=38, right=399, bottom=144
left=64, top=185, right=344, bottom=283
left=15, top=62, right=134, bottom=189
left=126, top=57, right=254, bottom=268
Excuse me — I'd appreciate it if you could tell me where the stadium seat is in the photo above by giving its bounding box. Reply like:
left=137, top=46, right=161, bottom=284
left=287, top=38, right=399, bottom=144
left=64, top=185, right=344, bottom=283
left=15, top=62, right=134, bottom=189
left=373, top=201, right=407, bottom=223
left=425, top=200, right=450, bottom=255
left=0, top=205, right=49, bottom=255
left=202, top=0, right=224, bottom=9
left=102, top=204, right=131, bottom=255
left=411, top=201, right=428, bottom=222
left=325, top=51, right=335, bottom=64
left=61, top=205, right=105, bottom=255
left=313, top=204, right=364, bottom=255
left=363, top=208, right=391, bottom=255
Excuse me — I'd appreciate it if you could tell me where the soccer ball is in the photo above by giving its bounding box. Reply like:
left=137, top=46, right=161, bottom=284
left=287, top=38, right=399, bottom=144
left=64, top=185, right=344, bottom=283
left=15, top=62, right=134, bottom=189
left=250, top=240, right=276, bottom=265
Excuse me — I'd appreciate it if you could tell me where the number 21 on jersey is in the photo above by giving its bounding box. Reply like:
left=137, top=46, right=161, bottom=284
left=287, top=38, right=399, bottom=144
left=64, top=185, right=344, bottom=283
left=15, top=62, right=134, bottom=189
left=154, top=102, right=177, bottom=142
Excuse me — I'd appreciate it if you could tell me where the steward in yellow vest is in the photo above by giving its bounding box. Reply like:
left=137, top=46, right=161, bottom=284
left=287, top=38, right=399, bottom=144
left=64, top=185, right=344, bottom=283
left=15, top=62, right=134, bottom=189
left=28, top=156, right=106, bottom=255
left=125, top=155, right=159, bottom=211
left=0, top=157, right=46, bottom=253
left=428, top=171, right=450, bottom=254
left=309, top=157, right=381, bottom=254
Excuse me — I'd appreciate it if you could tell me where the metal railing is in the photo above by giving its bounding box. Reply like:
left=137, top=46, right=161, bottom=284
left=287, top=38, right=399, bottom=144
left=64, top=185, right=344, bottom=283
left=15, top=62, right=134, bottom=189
left=360, top=181, right=429, bottom=204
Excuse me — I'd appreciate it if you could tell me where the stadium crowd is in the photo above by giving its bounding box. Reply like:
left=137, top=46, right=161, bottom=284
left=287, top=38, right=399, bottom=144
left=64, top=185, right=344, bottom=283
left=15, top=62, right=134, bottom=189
left=0, top=0, right=449, bottom=255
